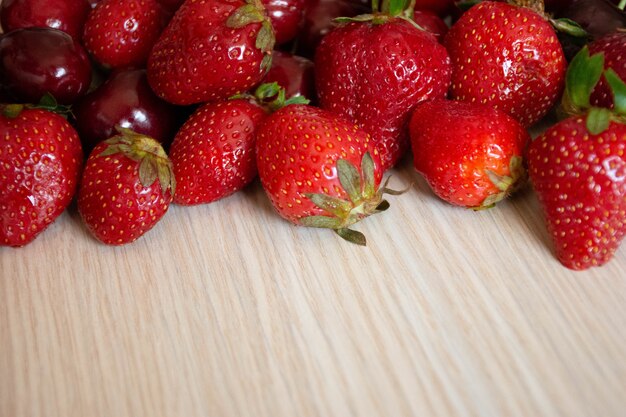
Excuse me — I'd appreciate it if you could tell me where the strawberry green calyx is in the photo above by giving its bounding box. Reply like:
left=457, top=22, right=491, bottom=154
left=480, top=156, right=526, bottom=209
left=1, top=94, right=72, bottom=119
left=226, top=0, right=275, bottom=71
left=562, top=47, right=605, bottom=114
left=232, top=82, right=309, bottom=112
left=300, top=152, right=402, bottom=246
left=334, top=0, right=421, bottom=27
left=562, top=46, right=626, bottom=134
left=505, top=0, right=588, bottom=38
left=100, top=127, right=176, bottom=196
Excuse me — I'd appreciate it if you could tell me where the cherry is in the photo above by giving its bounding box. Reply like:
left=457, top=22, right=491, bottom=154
left=262, top=0, right=306, bottom=45
left=1, top=0, right=91, bottom=40
left=296, top=0, right=370, bottom=58
left=73, top=68, right=182, bottom=151
left=413, top=10, right=448, bottom=43
left=414, top=0, right=455, bottom=17
left=157, top=0, right=184, bottom=14
left=557, top=0, right=626, bottom=39
left=0, top=28, right=92, bottom=104
left=263, top=51, right=315, bottom=101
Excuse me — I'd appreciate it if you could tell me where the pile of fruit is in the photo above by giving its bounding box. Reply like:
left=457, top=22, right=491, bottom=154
left=1, top=0, right=625, bottom=271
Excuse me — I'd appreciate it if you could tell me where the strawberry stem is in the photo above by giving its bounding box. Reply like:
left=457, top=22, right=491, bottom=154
left=619, top=0, right=626, bottom=10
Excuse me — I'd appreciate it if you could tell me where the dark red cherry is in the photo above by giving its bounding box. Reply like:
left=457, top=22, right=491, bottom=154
left=296, top=0, right=370, bottom=58
left=414, top=0, right=455, bottom=17
left=156, top=0, right=184, bottom=14
left=261, top=0, right=306, bottom=45
left=0, top=28, right=92, bottom=104
left=73, top=68, right=182, bottom=151
left=1, top=0, right=90, bottom=40
left=413, top=10, right=448, bottom=43
left=263, top=51, right=315, bottom=101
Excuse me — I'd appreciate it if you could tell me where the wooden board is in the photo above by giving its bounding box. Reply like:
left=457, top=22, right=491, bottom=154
left=2, top=153, right=626, bottom=417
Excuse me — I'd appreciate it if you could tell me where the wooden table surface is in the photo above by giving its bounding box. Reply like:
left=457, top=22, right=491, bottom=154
left=2, top=151, right=626, bottom=417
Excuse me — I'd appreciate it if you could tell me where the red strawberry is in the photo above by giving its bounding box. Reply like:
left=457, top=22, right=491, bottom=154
left=170, top=83, right=307, bottom=205
left=147, top=0, right=275, bottom=105
left=588, top=31, right=626, bottom=108
left=0, top=105, right=83, bottom=247
left=528, top=47, right=626, bottom=270
left=170, top=100, right=264, bottom=205
left=256, top=104, right=398, bottom=245
left=410, top=99, right=530, bottom=209
left=315, top=4, right=451, bottom=170
left=444, top=1, right=566, bottom=127
left=529, top=116, right=626, bottom=270
left=78, top=128, right=175, bottom=245
left=82, top=0, right=166, bottom=69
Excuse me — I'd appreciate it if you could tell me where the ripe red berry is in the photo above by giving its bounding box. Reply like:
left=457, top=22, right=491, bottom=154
left=0, top=28, right=92, bottom=104
left=82, top=0, right=166, bottom=69
left=147, top=0, right=275, bottom=105
left=528, top=116, right=626, bottom=270
left=1, top=105, right=83, bottom=247
left=256, top=104, right=397, bottom=245
left=0, top=0, right=91, bottom=40
left=588, top=31, right=626, bottom=108
left=316, top=16, right=451, bottom=170
left=78, top=128, right=175, bottom=245
left=170, top=99, right=266, bottom=205
left=444, top=1, right=566, bottom=127
left=410, top=99, right=530, bottom=209
left=73, top=68, right=182, bottom=152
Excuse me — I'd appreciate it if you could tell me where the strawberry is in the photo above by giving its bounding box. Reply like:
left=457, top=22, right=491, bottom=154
left=528, top=47, right=626, bottom=270
left=256, top=104, right=399, bottom=245
left=315, top=1, right=451, bottom=170
left=444, top=1, right=566, bottom=127
left=170, top=83, right=305, bottom=205
left=410, top=99, right=530, bottom=209
left=0, top=104, right=83, bottom=247
left=147, top=0, right=275, bottom=105
left=82, top=0, right=166, bottom=69
left=77, top=128, right=175, bottom=245
left=588, top=31, right=626, bottom=108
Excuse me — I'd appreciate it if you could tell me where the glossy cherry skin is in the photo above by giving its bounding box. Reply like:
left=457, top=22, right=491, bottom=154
left=0, top=28, right=92, bottom=104
left=413, top=10, right=448, bottom=43
left=262, top=0, right=306, bottom=45
left=414, top=0, right=455, bottom=17
left=157, top=0, right=185, bottom=14
left=1, top=0, right=90, bottom=40
left=296, top=0, right=370, bottom=58
left=73, top=68, right=182, bottom=152
left=263, top=51, right=315, bottom=101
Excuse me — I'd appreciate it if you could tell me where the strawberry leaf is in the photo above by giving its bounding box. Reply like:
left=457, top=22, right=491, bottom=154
left=337, top=158, right=362, bottom=204
left=362, top=152, right=376, bottom=198
left=226, top=4, right=264, bottom=28
left=550, top=18, right=589, bottom=39
left=283, top=96, right=310, bottom=106
left=604, top=68, right=626, bottom=115
left=305, top=193, right=352, bottom=217
left=300, top=215, right=344, bottom=229
left=566, top=47, right=605, bottom=111
left=336, top=228, right=366, bottom=246
left=387, top=0, right=408, bottom=16
left=256, top=21, right=275, bottom=53
left=138, top=157, right=158, bottom=188
left=586, top=107, right=612, bottom=135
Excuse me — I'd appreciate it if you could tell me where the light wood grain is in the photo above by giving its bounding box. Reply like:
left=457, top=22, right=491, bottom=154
left=1, top=154, right=626, bottom=417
